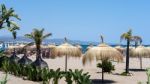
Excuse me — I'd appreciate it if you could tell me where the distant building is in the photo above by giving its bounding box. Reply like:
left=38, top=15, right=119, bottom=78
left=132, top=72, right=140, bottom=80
left=0, top=41, right=5, bottom=51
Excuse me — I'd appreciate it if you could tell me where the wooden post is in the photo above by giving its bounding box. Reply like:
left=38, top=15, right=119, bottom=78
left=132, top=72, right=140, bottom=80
left=65, top=55, right=67, bottom=72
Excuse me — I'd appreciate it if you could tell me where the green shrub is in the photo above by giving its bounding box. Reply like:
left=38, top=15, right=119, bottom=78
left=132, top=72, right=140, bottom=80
left=146, top=68, right=150, bottom=84
left=69, top=69, right=91, bottom=84
left=63, top=71, right=73, bottom=84
left=0, top=56, right=8, bottom=69
left=51, top=68, right=63, bottom=84
left=0, top=59, right=91, bottom=84
left=97, top=58, right=115, bottom=73
left=0, top=74, right=8, bottom=84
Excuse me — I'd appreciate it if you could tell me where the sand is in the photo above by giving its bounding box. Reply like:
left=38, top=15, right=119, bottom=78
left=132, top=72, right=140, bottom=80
left=0, top=55, right=149, bottom=84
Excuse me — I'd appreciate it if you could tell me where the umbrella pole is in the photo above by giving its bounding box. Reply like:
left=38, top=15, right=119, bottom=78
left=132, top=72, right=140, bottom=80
left=102, top=61, right=104, bottom=83
left=140, top=57, right=142, bottom=69
left=65, top=55, right=67, bottom=72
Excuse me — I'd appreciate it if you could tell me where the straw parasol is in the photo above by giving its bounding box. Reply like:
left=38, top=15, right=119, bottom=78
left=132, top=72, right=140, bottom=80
left=83, top=43, right=123, bottom=64
left=8, top=45, right=19, bottom=49
left=86, top=43, right=94, bottom=50
left=75, top=44, right=82, bottom=49
left=115, top=46, right=125, bottom=54
left=48, top=44, right=56, bottom=48
left=41, top=45, right=49, bottom=49
left=130, top=45, right=150, bottom=69
left=19, top=44, right=25, bottom=48
left=83, top=35, right=123, bottom=83
left=53, top=38, right=82, bottom=71
left=48, top=44, right=56, bottom=58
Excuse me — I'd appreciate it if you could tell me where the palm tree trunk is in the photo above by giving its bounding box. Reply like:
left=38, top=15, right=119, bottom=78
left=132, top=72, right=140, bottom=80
left=102, top=61, right=104, bottom=83
left=140, top=57, right=142, bottom=69
left=135, top=42, right=138, bottom=48
left=126, top=39, right=130, bottom=73
left=0, top=22, right=3, bottom=28
left=36, top=45, right=41, bottom=58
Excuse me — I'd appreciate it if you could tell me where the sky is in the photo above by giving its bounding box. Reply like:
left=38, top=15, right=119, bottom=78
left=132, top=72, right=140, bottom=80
left=0, top=0, right=150, bottom=44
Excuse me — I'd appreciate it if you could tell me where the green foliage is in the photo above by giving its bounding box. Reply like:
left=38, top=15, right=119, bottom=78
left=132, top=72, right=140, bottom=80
left=0, top=4, right=20, bottom=39
left=1, top=59, right=10, bottom=73
left=146, top=68, right=150, bottom=84
left=0, top=58, right=91, bottom=84
left=63, top=71, right=73, bottom=84
left=97, top=59, right=115, bottom=73
left=0, top=74, right=8, bottom=84
left=0, top=51, right=4, bottom=57
left=120, top=72, right=132, bottom=76
left=120, top=29, right=132, bottom=41
left=137, top=81, right=143, bottom=84
left=120, top=72, right=128, bottom=76
left=0, top=56, right=8, bottom=69
left=69, top=69, right=91, bottom=84
left=24, top=28, right=52, bottom=52
left=51, top=68, right=63, bottom=84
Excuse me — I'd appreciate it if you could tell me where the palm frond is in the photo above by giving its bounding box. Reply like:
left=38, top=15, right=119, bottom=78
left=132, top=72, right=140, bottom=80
left=131, top=36, right=142, bottom=44
left=42, top=33, right=52, bottom=39
left=24, top=34, right=33, bottom=39
left=40, top=28, right=44, bottom=35
left=10, top=13, right=21, bottom=20
left=7, top=21, right=19, bottom=29
left=1, top=4, right=7, bottom=15
left=120, top=29, right=132, bottom=41
left=120, top=33, right=127, bottom=41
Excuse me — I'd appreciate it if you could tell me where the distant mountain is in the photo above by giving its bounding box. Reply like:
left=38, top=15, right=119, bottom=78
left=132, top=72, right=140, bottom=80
left=0, top=36, right=99, bottom=45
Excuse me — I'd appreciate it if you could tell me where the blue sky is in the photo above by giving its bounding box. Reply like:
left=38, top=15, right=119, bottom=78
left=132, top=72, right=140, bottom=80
left=1, top=0, right=150, bottom=44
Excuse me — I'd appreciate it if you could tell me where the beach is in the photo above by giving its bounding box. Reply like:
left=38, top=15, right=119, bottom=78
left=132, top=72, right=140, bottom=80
left=0, top=55, right=149, bottom=84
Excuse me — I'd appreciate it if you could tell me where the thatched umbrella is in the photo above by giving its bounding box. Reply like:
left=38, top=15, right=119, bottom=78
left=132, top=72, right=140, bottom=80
left=115, top=46, right=125, bottom=54
left=41, top=45, right=49, bottom=49
left=48, top=44, right=56, bottom=48
left=86, top=43, right=94, bottom=50
left=19, top=44, right=25, bottom=48
left=8, top=45, right=19, bottom=49
left=83, top=36, right=123, bottom=83
left=130, top=46, right=150, bottom=69
left=53, top=38, right=82, bottom=71
left=75, top=44, right=82, bottom=49
left=48, top=44, right=56, bottom=58
left=75, top=44, right=82, bottom=53
left=83, top=43, right=123, bottom=64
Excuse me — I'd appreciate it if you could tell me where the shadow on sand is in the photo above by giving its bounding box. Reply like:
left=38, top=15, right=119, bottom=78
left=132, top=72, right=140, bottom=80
left=129, top=69, right=146, bottom=72
left=91, top=79, right=116, bottom=84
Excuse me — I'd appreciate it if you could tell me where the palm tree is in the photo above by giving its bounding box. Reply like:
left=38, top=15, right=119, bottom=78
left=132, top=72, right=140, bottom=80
left=0, top=4, right=21, bottom=39
left=25, top=28, right=52, bottom=68
left=0, top=4, right=20, bottom=65
left=120, top=29, right=132, bottom=74
left=131, top=36, right=142, bottom=48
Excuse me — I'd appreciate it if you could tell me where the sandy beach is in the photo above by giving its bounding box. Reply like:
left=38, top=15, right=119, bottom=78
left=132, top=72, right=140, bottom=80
left=0, top=55, right=149, bottom=84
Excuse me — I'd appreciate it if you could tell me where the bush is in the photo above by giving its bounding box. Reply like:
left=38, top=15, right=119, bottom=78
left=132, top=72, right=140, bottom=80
left=97, top=58, right=115, bottom=73
left=0, top=58, right=91, bottom=84
left=146, top=68, right=150, bottom=84
left=0, top=74, right=8, bottom=84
